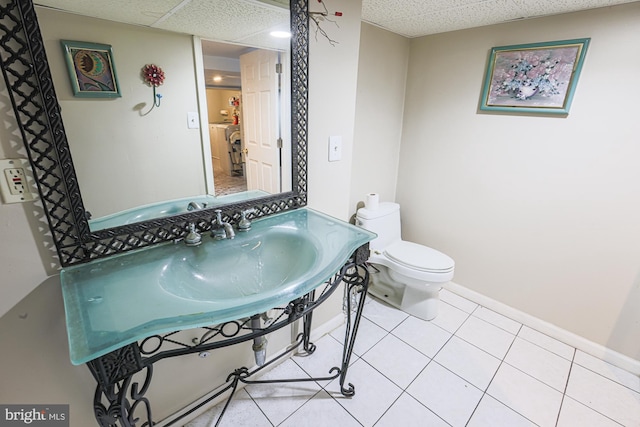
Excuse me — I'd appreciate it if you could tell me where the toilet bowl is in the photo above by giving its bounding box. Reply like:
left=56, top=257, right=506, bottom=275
left=356, top=202, right=454, bottom=320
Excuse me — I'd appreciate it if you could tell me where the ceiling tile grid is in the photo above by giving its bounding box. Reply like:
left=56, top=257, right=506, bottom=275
left=366, top=0, right=523, bottom=37
left=362, top=0, right=640, bottom=38
left=34, top=0, right=640, bottom=44
left=156, top=0, right=289, bottom=44
left=509, top=0, right=638, bottom=19
left=36, top=0, right=184, bottom=26
left=362, top=0, right=481, bottom=22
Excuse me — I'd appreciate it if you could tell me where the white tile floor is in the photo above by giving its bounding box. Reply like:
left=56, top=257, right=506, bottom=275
left=186, top=290, right=640, bottom=427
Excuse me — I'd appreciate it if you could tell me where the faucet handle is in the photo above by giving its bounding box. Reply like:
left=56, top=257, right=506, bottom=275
left=211, top=209, right=226, bottom=240
left=237, top=208, right=255, bottom=231
left=184, top=222, right=202, bottom=246
left=214, top=209, right=223, bottom=224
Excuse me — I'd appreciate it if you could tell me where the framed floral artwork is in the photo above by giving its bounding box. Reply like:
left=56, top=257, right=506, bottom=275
left=61, top=40, right=121, bottom=98
left=480, top=38, right=590, bottom=114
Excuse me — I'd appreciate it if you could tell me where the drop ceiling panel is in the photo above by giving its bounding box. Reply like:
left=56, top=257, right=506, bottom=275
left=155, top=0, right=289, bottom=44
left=510, top=0, right=638, bottom=18
left=362, top=0, right=640, bottom=38
left=34, top=0, right=640, bottom=44
left=35, top=0, right=184, bottom=26
left=363, top=0, right=495, bottom=23
left=369, top=0, right=520, bottom=38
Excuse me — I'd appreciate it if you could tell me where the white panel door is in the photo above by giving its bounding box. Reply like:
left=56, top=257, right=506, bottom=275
left=240, top=49, right=280, bottom=193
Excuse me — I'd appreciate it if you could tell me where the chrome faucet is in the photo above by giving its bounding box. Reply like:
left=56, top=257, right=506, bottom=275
left=211, top=209, right=235, bottom=240
left=187, top=201, right=206, bottom=211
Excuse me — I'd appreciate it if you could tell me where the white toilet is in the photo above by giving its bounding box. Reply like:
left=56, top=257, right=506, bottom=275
left=356, top=202, right=455, bottom=320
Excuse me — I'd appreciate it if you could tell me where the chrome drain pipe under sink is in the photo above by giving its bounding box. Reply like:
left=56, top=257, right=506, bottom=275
left=251, top=315, right=267, bottom=366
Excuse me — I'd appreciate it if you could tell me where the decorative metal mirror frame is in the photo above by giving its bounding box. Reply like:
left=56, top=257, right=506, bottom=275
left=0, top=0, right=309, bottom=267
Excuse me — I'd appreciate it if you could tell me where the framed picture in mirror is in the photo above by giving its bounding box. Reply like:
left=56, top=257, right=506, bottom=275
left=61, top=39, right=121, bottom=98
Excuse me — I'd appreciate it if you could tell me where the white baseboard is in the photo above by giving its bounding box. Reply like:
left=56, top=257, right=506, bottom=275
left=309, top=312, right=346, bottom=341
left=157, top=313, right=346, bottom=426
left=446, top=281, right=640, bottom=376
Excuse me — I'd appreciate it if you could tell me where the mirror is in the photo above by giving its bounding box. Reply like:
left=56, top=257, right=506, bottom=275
left=32, top=1, right=293, bottom=229
left=0, top=0, right=308, bottom=266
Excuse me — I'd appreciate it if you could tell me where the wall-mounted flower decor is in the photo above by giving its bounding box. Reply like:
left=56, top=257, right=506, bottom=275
left=142, top=64, right=165, bottom=87
left=140, top=64, right=164, bottom=113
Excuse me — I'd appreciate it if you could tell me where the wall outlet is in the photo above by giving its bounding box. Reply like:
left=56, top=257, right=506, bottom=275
left=0, top=159, right=38, bottom=204
left=187, top=112, right=200, bottom=129
left=328, top=135, right=342, bottom=162
left=4, top=168, right=26, bottom=195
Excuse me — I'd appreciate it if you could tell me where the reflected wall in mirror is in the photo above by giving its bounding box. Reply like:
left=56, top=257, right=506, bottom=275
left=33, top=3, right=292, bottom=229
left=0, top=0, right=308, bottom=266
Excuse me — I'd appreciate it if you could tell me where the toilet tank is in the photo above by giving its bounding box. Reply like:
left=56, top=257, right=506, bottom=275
left=356, top=202, right=401, bottom=251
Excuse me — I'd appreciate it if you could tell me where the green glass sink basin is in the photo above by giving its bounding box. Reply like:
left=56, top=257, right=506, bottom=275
left=159, top=229, right=318, bottom=301
left=61, top=208, right=376, bottom=365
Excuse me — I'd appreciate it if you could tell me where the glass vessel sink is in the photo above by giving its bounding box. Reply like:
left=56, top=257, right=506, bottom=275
left=61, top=208, right=376, bottom=365
left=159, top=229, right=318, bottom=301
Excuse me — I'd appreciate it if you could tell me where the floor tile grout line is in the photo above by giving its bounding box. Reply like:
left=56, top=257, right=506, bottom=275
left=499, top=357, right=569, bottom=394
left=553, top=348, right=577, bottom=427
left=237, top=386, right=277, bottom=427
left=304, top=308, right=634, bottom=427
left=561, top=352, right=632, bottom=427
left=382, top=313, right=452, bottom=360
left=459, top=313, right=519, bottom=345
left=465, top=324, right=539, bottom=427
left=467, top=304, right=523, bottom=335
left=459, top=318, right=639, bottom=395
left=515, top=333, right=575, bottom=362
left=197, top=295, right=640, bottom=426
left=496, top=323, right=579, bottom=394
left=392, top=390, right=454, bottom=427
left=463, top=330, right=515, bottom=427
left=449, top=331, right=508, bottom=362
left=553, top=350, right=629, bottom=427
left=389, top=309, right=463, bottom=408
left=369, top=392, right=404, bottom=427
left=571, top=361, right=640, bottom=395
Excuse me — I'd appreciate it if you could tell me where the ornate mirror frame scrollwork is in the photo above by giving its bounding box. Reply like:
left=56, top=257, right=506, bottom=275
left=0, top=0, right=309, bottom=267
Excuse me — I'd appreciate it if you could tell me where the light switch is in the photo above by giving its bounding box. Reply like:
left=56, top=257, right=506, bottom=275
left=187, top=112, right=200, bottom=129
left=328, top=135, right=342, bottom=162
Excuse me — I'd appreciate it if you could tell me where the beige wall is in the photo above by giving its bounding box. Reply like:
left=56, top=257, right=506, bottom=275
left=38, top=8, right=207, bottom=219
left=206, top=88, right=240, bottom=124
left=304, top=0, right=364, bottom=330
left=307, top=1, right=363, bottom=221
left=0, top=2, right=364, bottom=426
left=396, top=3, right=640, bottom=360
left=350, top=23, right=409, bottom=216
left=11, top=1, right=640, bottom=425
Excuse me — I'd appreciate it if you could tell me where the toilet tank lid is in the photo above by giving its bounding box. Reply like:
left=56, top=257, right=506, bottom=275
left=357, top=202, right=399, bottom=219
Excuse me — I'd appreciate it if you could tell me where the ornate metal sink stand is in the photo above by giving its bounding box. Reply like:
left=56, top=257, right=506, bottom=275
left=88, top=246, right=370, bottom=427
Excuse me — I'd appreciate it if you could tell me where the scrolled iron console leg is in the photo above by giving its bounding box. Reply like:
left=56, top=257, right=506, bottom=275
left=92, top=365, right=154, bottom=427
left=337, top=263, right=370, bottom=396
left=302, top=290, right=317, bottom=354
left=87, top=343, right=154, bottom=427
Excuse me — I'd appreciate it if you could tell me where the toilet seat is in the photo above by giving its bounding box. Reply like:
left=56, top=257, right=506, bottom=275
left=383, top=241, right=454, bottom=273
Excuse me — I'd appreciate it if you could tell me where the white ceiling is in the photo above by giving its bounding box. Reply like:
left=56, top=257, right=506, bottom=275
left=34, top=0, right=291, bottom=50
left=35, top=0, right=640, bottom=42
left=362, top=0, right=639, bottom=38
